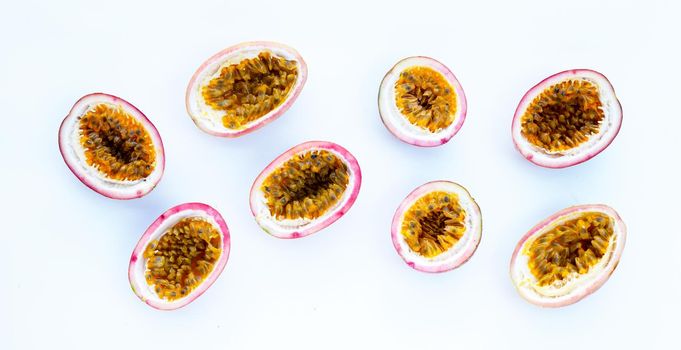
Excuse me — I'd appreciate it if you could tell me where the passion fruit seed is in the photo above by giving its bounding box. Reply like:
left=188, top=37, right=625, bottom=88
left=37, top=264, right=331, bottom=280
left=78, top=103, right=156, bottom=181
left=394, top=66, right=457, bottom=132
left=143, top=217, right=222, bottom=301
left=261, top=150, right=349, bottom=221
left=201, top=51, right=298, bottom=130
left=527, top=212, right=613, bottom=286
left=521, top=79, right=604, bottom=152
left=401, top=191, right=466, bottom=258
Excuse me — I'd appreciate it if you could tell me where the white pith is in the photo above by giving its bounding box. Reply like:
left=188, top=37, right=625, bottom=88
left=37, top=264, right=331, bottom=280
left=512, top=70, right=621, bottom=167
left=378, top=56, right=465, bottom=145
left=59, top=96, right=163, bottom=198
left=187, top=44, right=305, bottom=135
left=395, top=182, right=481, bottom=270
left=130, top=209, right=224, bottom=309
left=510, top=207, right=625, bottom=307
left=252, top=147, right=358, bottom=237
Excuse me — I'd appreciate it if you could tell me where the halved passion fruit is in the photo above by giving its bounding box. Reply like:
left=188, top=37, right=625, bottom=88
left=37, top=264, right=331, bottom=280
left=58, top=93, right=165, bottom=199
left=378, top=56, right=467, bottom=147
left=186, top=41, right=307, bottom=137
left=249, top=141, right=361, bottom=239
left=511, top=69, right=622, bottom=168
left=129, top=203, right=230, bottom=310
left=391, top=181, right=481, bottom=272
left=510, top=205, right=626, bottom=307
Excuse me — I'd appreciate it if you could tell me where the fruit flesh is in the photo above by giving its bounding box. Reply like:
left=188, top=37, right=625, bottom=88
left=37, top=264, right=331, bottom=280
left=526, top=212, right=613, bottom=286
left=261, top=149, right=349, bottom=221
left=201, top=51, right=298, bottom=130
left=143, top=217, right=222, bottom=301
left=394, top=66, right=457, bottom=132
left=520, top=79, right=604, bottom=152
left=79, top=103, right=156, bottom=181
left=401, top=191, right=466, bottom=258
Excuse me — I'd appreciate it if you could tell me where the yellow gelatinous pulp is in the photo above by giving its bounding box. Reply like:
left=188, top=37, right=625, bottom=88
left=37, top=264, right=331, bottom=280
left=202, top=51, right=298, bottom=130
left=527, top=212, right=613, bottom=286
left=401, top=191, right=466, bottom=258
left=79, top=103, right=155, bottom=181
left=521, top=79, right=604, bottom=152
left=394, top=66, right=457, bottom=132
left=261, top=150, right=349, bottom=221
left=143, top=218, right=222, bottom=301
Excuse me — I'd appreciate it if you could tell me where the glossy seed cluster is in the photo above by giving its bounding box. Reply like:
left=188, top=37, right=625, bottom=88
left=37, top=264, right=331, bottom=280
left=521, top=79, right=604, bottom=152
left=143, top=218, right=222, bottom=301
left=394, top=66, right=457, bottom=132
left=201, top=51, right=298, bottom=130
left=79, top=103, right=156, bottom=181
left=401, top=191, right=467, bottom=258
left=262, top=150, right=349, bottom=220
left=527, top=212, right=613, bottom=286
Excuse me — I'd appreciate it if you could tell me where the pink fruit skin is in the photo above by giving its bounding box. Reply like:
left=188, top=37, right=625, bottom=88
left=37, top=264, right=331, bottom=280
left=185, top=41, right=308, bottom=137
left=58, top=93, right=165, bottom=199
left=509, top=204, right=626, bottom=307
left=379, top=56, right=467, bottom=147
left=391, top=181, right=481, bottom=273
left=128, top=202, right=231, bottom=310
left=511, top=69, right=623, bottom=168
left=249, top=141, right=362, bottom=239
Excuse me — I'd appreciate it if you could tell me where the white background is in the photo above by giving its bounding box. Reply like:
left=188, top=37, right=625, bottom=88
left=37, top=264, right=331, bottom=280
left=1, top=0, right=679, bottom=348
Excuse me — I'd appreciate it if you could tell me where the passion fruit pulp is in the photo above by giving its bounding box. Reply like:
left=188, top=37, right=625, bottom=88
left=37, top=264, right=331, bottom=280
left=392, top=181, right=481, bottom=273
left=510, top=205, right=626, bottom=307
left=249, top=141, right=361, bottom=239
left=129, top=203, right=230, bottom=310
left=378, top=56, right=467, bottom=147
left=186, top=41, right=307, bottom=137
left=511, top=69, right=622, bottom=168
left=58, top=93, right=165, bottom=199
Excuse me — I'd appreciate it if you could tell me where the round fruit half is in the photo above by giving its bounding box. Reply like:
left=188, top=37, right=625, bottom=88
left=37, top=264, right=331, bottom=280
left=129, top=203, right=231, bottom=310
left=250, top=141, right=361, bottom=239
left=58, top=93, right=165, bottom=199
left=510, top=204, right=626, bottom=307
left=378, top=56, right=467, bottom=147
left=391, top=181, right=482, bottom=273
left=186, top=41, right=308, bottom=137
left=511, top=69, right=622, bottom=168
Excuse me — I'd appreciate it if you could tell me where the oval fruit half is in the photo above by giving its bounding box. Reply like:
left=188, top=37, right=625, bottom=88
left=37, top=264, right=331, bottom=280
left=186, top=41, right=307, bottom=137
left=58, top=93, right=165, bottom=199
left=391, top=181, right=482, bottom=272
left=378, top=56, right=467, bottom=147
left=511, top=69, right=622, bottom=168
left=510, top=204, right=626, bottom=307
left=129, top=203, right=231, bottom=310
left=250, top=141, right=361, bottom=239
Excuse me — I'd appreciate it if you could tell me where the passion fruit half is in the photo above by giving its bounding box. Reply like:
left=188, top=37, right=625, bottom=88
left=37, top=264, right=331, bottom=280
left=186, top=41, right=307, bottom=137
left=391, top=181, right=481, bottom=273
left=378, top=56, right=467, bottom=147
left=510, top=205, right=626, bottom=307
left=129, top=203, right=230, bottom=310
left=250, top=141, right=361, bottom=239
left=511, top=69, right=622, bottom=168
left=58, top=93, right=165, bottom=199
